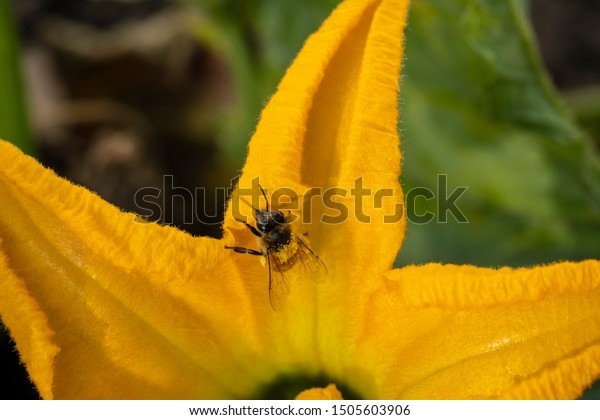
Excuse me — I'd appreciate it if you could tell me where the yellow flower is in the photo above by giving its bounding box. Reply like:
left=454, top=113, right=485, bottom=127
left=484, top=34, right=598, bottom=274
left=1, top=0, right=600, bottom=400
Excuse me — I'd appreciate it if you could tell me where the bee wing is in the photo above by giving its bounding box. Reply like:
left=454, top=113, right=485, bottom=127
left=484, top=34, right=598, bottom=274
left=267, top=253, right=291, bottom=311
left=295, top=235, right=327, bottom=281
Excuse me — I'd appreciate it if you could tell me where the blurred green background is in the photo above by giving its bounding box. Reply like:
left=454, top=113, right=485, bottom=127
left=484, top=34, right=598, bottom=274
left=0, top=0, right=599, bottom=399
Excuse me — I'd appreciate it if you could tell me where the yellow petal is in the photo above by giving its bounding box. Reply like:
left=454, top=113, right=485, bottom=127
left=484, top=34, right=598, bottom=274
left=345, top=261, right=600, bottom=398
left=221, top=0, right=410, bottom=382
left=0, top=247, right=59, bottom=399
left=1, top=0, right=413, bottom=398
left=0, top=140, right=271, bottom=398
left=500, top=343, right=600, bottom=399
left=295, top=384, right=344, bottom=400
left=387, top=260, right=600, bottom=309
left=224, top=0, right=408, bottom=278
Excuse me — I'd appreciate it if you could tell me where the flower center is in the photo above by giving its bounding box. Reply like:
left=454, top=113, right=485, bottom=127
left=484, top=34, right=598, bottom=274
left=253, top=374, right=362, bottom=400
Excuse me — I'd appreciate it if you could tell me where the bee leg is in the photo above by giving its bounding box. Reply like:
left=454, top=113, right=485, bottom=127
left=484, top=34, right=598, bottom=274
left=234, top=219, right=262, bottom=238
left=225, top=246, right=263, bottom=256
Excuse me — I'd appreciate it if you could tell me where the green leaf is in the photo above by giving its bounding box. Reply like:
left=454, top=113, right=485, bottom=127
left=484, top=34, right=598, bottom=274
left=396, top=0, right=600, bottom=267
left=581, top=380, right=600, bottom=400
left=0, top=1, right=33, bottom=155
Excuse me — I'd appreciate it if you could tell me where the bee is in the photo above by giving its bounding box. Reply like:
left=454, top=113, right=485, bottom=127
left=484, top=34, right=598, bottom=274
left=225, top=184, right=326, bottom=310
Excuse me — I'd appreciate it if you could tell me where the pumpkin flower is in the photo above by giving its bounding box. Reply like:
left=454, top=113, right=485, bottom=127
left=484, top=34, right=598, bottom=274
left=1, top=0, right=600, bottom=400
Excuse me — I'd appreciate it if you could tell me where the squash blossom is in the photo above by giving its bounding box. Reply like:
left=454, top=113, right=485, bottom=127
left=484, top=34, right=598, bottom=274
left=1, top=0, right=600, bottom=400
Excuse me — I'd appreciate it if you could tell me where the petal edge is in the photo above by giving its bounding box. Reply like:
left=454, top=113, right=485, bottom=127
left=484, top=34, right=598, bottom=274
left=387, top=260, right=600, bottom=309
left=0, top=240, right=59, bottom=399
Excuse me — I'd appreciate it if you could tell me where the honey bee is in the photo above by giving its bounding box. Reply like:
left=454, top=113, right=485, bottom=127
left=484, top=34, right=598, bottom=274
left=225, top=184, right=326, bottom=310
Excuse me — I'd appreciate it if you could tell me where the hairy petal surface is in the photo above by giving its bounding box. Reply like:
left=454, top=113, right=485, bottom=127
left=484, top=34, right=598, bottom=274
left=347, top=261, right=600, bottom=399
left=0, top=141, right=275, bottom=398
left=390, top=261, right=600, bottom=309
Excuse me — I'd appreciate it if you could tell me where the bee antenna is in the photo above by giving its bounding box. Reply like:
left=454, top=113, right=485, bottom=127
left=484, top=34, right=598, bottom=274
left=259, top=184, right=269, bottom=211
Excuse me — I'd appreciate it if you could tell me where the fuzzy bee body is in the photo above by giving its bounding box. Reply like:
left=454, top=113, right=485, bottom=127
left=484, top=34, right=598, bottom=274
left=226, top=185, right=326, bottom=310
